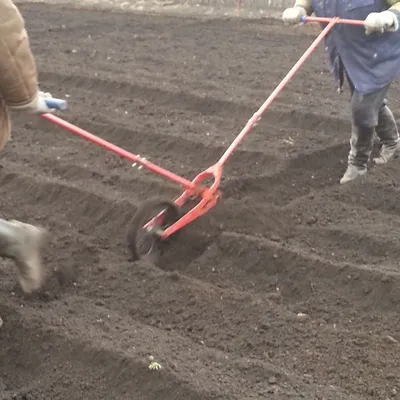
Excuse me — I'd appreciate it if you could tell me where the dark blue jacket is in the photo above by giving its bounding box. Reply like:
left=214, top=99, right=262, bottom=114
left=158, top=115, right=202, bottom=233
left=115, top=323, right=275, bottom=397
left=311, top=0, right=400, bottom=94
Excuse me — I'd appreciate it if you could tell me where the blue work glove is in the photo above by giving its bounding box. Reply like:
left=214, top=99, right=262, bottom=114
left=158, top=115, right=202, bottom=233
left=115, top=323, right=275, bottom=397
left=8, top=90, right=56, bottom=114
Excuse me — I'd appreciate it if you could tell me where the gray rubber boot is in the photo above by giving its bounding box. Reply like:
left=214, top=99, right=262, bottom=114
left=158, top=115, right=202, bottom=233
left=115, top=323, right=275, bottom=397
left=0, top=219, right=48, bottom=293
left=340, top=126, right=374, bottom=184
left=373, top=105, right=400, bottom=165
left=340, top=164, right=367, bottom=184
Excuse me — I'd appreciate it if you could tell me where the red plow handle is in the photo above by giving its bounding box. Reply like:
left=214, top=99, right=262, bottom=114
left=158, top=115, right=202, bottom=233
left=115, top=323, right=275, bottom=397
left=300, top=16, right=365, bottom=25
left=41, top=113, right=199, bottom=192
left=216, top=16, right=339, bottom=167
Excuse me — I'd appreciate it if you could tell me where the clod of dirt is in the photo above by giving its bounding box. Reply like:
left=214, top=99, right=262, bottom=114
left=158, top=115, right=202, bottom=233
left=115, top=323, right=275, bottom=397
left=385, top=335, right=399, bottom=344
left=268, top=376, right=277, bottom=385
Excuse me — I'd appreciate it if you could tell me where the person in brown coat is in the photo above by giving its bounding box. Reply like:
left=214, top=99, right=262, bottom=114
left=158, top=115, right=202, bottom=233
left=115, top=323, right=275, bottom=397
left=0, top=0, right=57, bottom=297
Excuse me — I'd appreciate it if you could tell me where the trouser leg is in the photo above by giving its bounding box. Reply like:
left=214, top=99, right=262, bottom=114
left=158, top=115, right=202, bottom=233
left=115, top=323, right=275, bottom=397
left=0, top=99, right=47, bottom=294
left=373, top=103, right=400, bottom=164
left=0, top=97, right=11, bottom=149
left=0, top=218, right=48, bottom=293
left=347, top=124, right=375, bottom=168
left=340, top=77, right=392, bottom=184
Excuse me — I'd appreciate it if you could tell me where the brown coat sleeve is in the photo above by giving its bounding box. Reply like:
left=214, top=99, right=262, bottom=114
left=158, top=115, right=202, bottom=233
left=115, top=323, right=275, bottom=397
left=387, top=0, right=400, bottom=11
left=0, top=0, right=38, bottom=107
left=294, top=0, right=313, bottom=15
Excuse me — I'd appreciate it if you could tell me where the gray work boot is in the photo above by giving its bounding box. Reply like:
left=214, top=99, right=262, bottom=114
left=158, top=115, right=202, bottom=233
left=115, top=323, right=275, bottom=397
left=0, top=219, right=48, bottom=293
left=373, top=140, right=400, bottom=164
left=340, top=164, right=367, bottom=184
left=341, top=126, right=372, bottom=184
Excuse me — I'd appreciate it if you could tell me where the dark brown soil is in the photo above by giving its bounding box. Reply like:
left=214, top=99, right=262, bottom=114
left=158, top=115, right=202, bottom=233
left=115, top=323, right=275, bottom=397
left=0, top=4, right=399, bottom=400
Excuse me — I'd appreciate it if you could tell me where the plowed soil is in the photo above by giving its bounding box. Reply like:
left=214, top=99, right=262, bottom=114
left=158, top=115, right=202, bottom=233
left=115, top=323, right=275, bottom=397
left=0, top=4, right=399, bottom=400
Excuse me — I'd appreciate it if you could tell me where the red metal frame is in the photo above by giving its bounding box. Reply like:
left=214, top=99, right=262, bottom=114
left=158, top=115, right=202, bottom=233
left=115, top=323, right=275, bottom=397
left=303, top=16, right=365, bottom=25
left=41, top=16, right=362, bottom=240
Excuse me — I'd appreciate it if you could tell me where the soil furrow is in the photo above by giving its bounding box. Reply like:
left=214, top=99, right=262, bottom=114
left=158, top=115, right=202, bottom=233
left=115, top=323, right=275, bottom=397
left=1, top=3, right=399, bottom=400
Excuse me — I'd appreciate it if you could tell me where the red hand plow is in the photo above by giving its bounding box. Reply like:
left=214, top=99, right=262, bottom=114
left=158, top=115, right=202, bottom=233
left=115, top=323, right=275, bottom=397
left=41, top=16, right=364, bottom=262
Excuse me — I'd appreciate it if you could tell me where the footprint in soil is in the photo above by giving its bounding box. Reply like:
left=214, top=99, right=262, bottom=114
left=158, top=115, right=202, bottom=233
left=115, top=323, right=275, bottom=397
left=11, top=263, right=79, bottom=303
left=53, top=263, right=78, bottom=289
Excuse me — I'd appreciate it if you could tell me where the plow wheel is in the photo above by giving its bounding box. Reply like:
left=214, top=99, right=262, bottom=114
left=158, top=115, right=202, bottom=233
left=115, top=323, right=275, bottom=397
left=127, top=198, right=182, bottom=262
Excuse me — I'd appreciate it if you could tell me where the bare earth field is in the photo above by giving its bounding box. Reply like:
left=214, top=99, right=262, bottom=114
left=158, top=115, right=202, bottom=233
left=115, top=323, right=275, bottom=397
left=0, top=3, right=399, bottom=400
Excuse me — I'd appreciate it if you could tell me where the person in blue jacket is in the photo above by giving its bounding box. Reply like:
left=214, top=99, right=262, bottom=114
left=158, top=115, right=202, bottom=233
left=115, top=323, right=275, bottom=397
left=282, top=0, right=400, bottom=184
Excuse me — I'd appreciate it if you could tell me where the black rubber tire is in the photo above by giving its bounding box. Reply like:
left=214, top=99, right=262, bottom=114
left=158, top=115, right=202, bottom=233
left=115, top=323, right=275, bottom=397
left=126, top=198, right=182, bottom=262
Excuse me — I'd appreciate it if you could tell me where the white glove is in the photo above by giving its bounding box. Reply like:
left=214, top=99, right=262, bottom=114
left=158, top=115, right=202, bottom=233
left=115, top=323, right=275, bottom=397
left=282, top=6, right=307, bottom=24
left=8, top=90, right=56, bottom=114
left=364, top=10, right=399, bottom=34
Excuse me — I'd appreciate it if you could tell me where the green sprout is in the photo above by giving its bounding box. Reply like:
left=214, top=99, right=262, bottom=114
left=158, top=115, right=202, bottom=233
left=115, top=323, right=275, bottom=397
left=148, top=355, right=162, bottom=370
